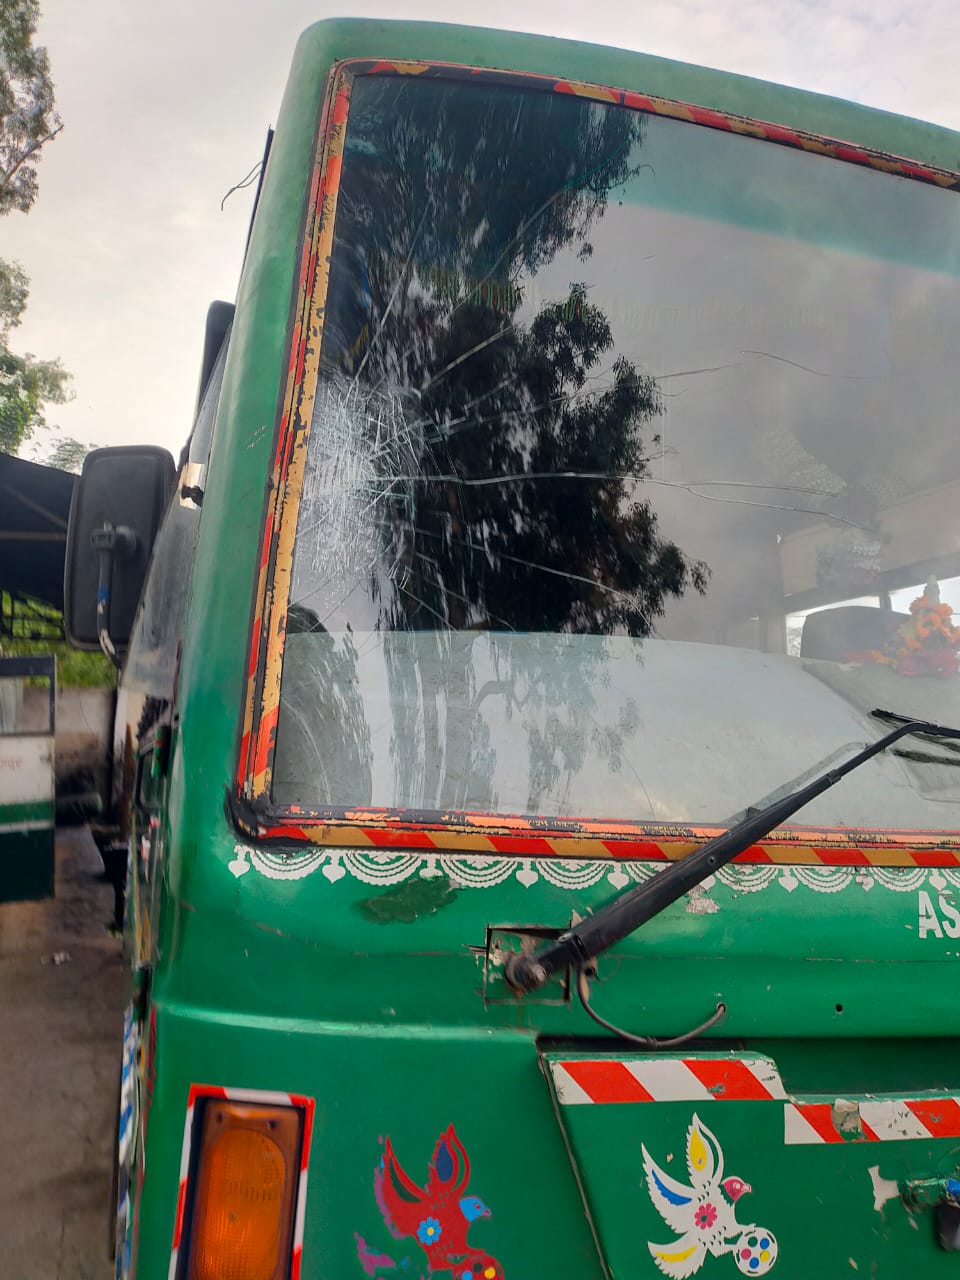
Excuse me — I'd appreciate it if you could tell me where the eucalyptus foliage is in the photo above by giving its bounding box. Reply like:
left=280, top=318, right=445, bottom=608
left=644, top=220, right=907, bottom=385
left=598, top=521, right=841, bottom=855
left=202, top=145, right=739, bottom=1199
left=0, top=0, right=62, bottom=215
left=0, top=1, right=69, bottom=456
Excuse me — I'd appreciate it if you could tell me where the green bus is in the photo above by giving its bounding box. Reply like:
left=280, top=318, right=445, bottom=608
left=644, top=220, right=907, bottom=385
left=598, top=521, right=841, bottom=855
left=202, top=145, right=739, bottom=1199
left=65, top=18, right=960, bottom=1280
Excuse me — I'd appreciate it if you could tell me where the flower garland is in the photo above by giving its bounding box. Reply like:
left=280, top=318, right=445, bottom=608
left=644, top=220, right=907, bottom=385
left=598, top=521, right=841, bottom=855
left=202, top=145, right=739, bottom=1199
left=851, top=576, right=960, bottom=676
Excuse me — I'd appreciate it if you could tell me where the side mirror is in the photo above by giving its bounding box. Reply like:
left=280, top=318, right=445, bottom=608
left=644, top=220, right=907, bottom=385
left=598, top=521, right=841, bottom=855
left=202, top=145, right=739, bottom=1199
left=64, top=446, right=175, bottom=658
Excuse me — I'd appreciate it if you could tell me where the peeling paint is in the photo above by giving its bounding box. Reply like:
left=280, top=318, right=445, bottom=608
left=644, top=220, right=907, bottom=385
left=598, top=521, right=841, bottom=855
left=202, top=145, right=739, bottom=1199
left=685, top=884, right=719, bottom=915
left=832, top=1098, right=863, bottom=1139
left=868, top=1165, right=900, bottom=1212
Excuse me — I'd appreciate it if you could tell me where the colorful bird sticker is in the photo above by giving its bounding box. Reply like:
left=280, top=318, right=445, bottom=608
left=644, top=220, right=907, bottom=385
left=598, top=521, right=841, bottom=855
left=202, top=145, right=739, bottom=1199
left=367, top=1125, right=504, bottom=1277
left=642, top=1115, right=778, bottom=1278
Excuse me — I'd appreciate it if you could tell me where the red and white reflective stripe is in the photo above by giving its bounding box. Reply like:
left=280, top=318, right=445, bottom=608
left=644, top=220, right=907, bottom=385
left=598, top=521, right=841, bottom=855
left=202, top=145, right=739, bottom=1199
left=167, top=1084, right=315, bottom=1280
left=168, top=1085, right=223, bottom=1280
left=290, top=1089, right=314, bottom=1280
left=550, top=1057, right=788, bottom=1105
left=550, top=1059, right=960, bottom=1146
left=784, top=1097, right=960, bottom=1144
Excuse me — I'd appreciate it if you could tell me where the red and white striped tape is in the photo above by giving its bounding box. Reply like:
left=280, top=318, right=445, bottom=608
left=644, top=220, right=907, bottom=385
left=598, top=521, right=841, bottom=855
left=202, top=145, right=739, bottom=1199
left=168, top=1084, right=315, bottom=1280
left=784, top=1097, right=960, bottom=1144
left=549, top=1057, right=960, bottom=1145
left=550, top=1057, right=788, bottom=1106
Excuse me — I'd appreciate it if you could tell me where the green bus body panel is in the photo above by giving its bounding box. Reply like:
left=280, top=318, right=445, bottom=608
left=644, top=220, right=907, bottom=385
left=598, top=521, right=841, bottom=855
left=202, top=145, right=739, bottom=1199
left=543, top=1050, right=960, bottom=1279
left=122, top=19, right=960, bottom=1280
left=137, top=1007, right=606, bottom=1278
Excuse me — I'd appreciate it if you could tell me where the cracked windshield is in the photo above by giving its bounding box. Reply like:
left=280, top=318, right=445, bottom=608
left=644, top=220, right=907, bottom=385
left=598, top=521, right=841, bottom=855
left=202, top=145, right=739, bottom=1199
left=273, top=73, right=960, bottom=836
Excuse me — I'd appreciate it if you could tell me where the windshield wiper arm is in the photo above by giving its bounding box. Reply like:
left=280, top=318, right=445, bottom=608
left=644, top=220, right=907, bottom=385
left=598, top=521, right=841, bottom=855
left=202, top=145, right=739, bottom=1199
left=504, top=710, right=960, bottom=995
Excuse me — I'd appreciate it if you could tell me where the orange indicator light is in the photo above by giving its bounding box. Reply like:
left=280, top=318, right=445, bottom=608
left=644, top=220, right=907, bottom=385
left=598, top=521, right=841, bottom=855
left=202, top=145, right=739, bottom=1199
left=186, top=1101, right=302, bottom=1280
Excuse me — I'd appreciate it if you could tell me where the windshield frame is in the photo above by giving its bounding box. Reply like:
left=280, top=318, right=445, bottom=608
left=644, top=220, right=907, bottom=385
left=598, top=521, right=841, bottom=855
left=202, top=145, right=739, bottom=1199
left=234, top=55, right=960, bottom=866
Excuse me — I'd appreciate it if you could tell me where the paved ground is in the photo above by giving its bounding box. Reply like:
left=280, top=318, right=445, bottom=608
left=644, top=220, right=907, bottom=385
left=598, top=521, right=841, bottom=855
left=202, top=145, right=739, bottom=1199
left=0, top=828, right=125, bottom=1279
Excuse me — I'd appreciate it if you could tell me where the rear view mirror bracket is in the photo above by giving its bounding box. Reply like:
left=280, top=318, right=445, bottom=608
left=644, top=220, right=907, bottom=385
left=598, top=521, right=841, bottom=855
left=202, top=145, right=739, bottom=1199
left=91, top=522, right=139, bottom=665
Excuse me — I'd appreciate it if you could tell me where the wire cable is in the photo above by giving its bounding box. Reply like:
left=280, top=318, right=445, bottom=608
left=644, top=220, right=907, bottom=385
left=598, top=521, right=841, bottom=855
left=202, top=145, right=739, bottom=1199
left=575, top=966, right=726, bottom=1048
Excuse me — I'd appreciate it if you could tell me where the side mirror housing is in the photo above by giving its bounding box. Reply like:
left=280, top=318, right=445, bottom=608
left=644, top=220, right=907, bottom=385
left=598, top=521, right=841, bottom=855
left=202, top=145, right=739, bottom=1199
left=64, top=446, right=175, bottom=654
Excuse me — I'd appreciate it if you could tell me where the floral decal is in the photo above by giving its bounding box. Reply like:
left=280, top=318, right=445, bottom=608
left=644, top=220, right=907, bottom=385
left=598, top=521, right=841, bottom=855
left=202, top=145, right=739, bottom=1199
left=694, top=1203, right=718, bottom=1231
left=418, top=1217, right=443, bottom=1245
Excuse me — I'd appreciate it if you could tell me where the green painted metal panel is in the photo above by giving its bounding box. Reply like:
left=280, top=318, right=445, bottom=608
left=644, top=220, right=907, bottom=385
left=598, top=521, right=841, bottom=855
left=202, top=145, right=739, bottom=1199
left=135, top=1003, right=606, bottom=1280
left=289, top=19, right=960, bottom=169
left=543, top=1049, right=960, bottom=1278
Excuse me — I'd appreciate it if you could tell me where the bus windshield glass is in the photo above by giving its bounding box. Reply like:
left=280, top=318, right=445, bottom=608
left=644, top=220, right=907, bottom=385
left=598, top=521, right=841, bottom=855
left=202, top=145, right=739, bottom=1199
left=273, top=72, right=960, bottom=838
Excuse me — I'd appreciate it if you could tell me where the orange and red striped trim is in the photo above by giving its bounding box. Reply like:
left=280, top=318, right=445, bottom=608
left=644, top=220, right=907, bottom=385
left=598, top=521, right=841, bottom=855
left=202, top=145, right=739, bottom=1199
left=237, top=808, right=960, bottom=868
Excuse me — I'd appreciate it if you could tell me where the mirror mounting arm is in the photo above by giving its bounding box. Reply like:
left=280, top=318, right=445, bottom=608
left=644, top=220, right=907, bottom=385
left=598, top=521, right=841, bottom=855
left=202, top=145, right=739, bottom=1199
left=91, top=523, right=138, bottom=667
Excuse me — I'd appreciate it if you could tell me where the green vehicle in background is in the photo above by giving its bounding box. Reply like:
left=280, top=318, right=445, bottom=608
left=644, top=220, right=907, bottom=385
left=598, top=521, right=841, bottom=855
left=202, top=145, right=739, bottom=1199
left=63, top=17, right=960, bottom=1280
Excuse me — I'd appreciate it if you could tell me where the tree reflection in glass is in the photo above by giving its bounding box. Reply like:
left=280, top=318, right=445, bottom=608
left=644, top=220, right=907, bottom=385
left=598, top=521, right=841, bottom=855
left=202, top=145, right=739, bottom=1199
left=274, top=76, right=707, bottom=815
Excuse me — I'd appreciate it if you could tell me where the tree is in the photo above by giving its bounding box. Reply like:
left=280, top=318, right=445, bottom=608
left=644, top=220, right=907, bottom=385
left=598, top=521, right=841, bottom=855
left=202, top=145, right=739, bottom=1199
left=0, top=257, right=69, bottom=452
left=0, top=2, right=69, bottom=457
left=0, top=0, right=62, bottom=215
left=37, top=433, right=92, bottom=473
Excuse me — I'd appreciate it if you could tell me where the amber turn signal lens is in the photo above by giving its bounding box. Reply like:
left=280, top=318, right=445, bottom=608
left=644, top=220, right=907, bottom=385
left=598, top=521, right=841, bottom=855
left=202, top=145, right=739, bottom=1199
left=187, top=1102, right=302, bottom=1280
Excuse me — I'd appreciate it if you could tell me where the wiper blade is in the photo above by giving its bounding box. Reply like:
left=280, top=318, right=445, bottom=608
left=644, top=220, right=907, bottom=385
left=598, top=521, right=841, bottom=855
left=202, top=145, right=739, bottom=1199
left=504, top=710, right=960, bottom=995
left=873, top=708, right=960, bottom=762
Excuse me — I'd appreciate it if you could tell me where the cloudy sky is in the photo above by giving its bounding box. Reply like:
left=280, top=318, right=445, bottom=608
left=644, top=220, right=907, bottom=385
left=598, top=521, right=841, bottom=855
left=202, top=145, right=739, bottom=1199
left=6, top=0, right=960, bottom=461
